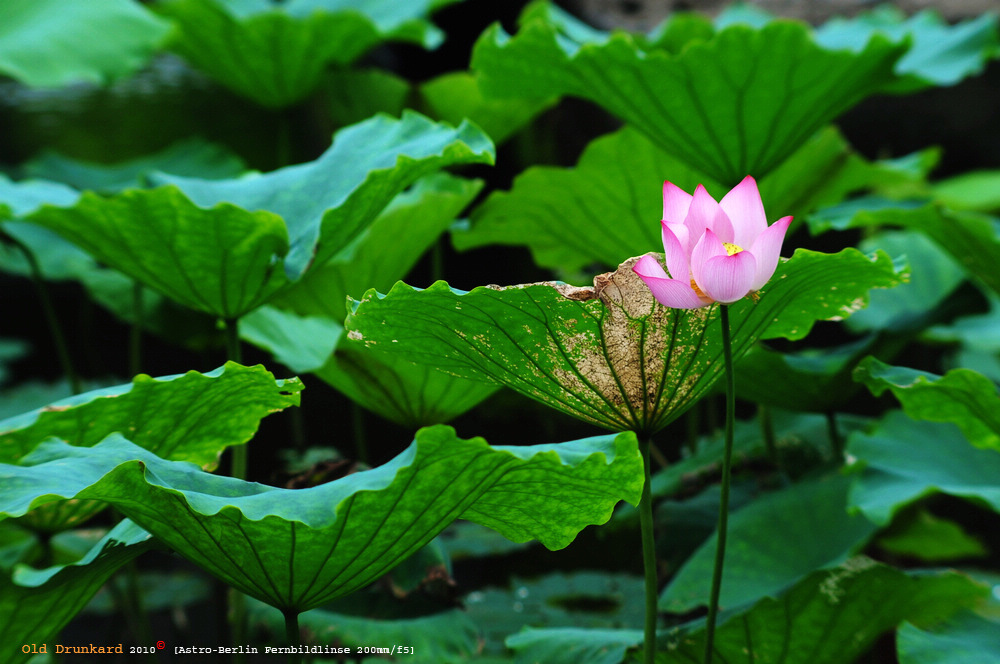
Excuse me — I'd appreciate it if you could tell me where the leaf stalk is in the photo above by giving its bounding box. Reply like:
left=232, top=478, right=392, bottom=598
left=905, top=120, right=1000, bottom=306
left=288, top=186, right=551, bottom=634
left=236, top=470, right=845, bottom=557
left=638, top=436, right=658, bottom=664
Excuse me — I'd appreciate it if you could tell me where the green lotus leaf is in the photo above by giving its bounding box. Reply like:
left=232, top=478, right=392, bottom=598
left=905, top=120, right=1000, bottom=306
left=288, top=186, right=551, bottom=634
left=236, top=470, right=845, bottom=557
left=239, top=172, right=499, bottom=426
left=0, top=426, right=642, bottom=612
left=0, top=177, right=216, bottom=346
left=249, top=600, right=481, bottom=663
left=512, top=561, right=984, bottom=664
left=325, top=68, right=410, bottom=128
left=926, top=295, right=1000, bottom=383
left=898, top=610, right=1000, bottom=664
left=847, top=230, right=966, bottom=333
left=0, top=363, right=301, bottom=531
left=854, top=356, right=1000, bottom=451
left=814, top=6, right=1000, bottom=91
left=154, top=111, right=495, bottom=284
left=659, top=474, right=878, bottom=612
left=25, top=185, right=290, bottom=319
left=719, top=3, right=1000, bottom=91
left=24, top=113, right=493, bottom=318
left=419, top=71, right=556, bottom=145
left=345, top=249, right=901, bottom=435
left=156, top=0, right=454, bottom=107
left=0, top=0, right=169, bottom=88
left=274, top=171, right=484, bottom=319
left=932, top=170, right=1000, bottom=213
left=876, top=508, right=988, bottom=562
left=455, top=125, right=911, bottom=275
left=508, top=628, right=644, bottom=664
left=846, top=411, right=1000, bottom=525
left=734, top=336, right=877, bottom=412
left=0, top=174, right=80, bottom=220
left=240, top=307, right=342, bottom=374
left=21, top=139, right=246, bottom=194
left=643, top=411, right=867, bottom=504
left=0, top=362, right=302, bottom=467
left=240, top=309, right=499, bottom=428
left=0, top=520, right=156, bottom=664
left=316, top=332, right=501, bottom=428
left=472, top=8, right=907, bottom=184
left=807, top=200, right=1000, bottom=296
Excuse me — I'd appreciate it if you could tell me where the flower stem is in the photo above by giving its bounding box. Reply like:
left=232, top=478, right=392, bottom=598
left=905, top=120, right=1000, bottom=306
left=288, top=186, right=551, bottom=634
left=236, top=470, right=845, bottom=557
left=704, top=304, right=736, bottom=664
left=638, top=437, right=658, bottom=664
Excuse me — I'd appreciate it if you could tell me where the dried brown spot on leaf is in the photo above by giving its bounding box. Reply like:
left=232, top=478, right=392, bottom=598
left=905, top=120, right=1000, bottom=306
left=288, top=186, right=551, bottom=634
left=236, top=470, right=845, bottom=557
left=518, top=255, right=717, bottom=432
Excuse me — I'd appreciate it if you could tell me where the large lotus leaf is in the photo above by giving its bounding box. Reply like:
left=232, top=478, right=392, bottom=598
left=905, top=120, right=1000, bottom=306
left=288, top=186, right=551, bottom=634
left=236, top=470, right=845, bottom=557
left=855, top=356, right=1000, bottom=451
left=1, top=218, right=219, bottom=349
left=847, top=230, right=966, bottom=333
left=21, top=139, right=246, bottom=194
left=0, top=362, right=302, bottom=467
left=508, top=562, right=983, bottom=664
left=25, top=186, right=290, bottom=319
left=317, top=335, right=501, bottom=429
left=240, top=173, right=499, bottom=426
left=0, top=427, right=642, bottom=612
left=345, top=249, right=901, bottom=435
left=876, top=508, right=987, bottom=562
left=0, top=175, right=80, bottom=219
left=659, top=474, right=878, bottom=613
left=807, top=200, right=1000, bottom=296
left=419, top=71, right=556, bottom=145
left=932, top=170, right=1000, bottom=213
left=249, top=601, right=481, bottom=663
left=156, top=0, right=452, bottom=107
left=274, top=171, right=484, bottom=319
left=325, top=68, right=410, bottom=128
left=0, top=0, right=169, bottom=88
left=0, top=520, right=156, bottom=664
left=455, top=125, right=917, bottom=274
left=157, top=0, right=441, bottom=107
left=241, top=309, right=499, bottom=428
left=926, top=294, right=1000, bottom=383
left=898, top=611, right=1000, bottom=664
left=646, top=411, right=867, bottom=503
left=734, top=336, right=878, bottom=412
left=814, top=6, right=1000, bottom=92
left=508, top=628, right=644, bottom=664
left=472, top=10, right=906, bottom=185
left=0, top=178, right=214, bottom=344
left=154, top=111, right=495, bottom=282
left=846, top=411, right=1000, bottom=526
left=25, top=114, right=493, bottom=318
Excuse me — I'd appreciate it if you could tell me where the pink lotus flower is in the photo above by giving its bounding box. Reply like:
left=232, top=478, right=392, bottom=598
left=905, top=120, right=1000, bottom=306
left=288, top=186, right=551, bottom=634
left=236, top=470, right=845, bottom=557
left=633, top=176, right=792, bottom=309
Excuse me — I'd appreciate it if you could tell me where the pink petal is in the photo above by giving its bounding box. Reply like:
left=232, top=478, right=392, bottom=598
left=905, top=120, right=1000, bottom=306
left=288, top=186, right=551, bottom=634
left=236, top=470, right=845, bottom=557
left=699, top=251, right=758, bottom=304
left=661, top=221, right=690, bottom=279
left=685, top=184, right=722, bottom=237
left=662, top=181, right=692, bottom=224
left=748, top=215, right=793, bottom=290
left=690, top=228, right=727, bottom=294
left=720, top=175, right=768, bottom=248
left=633, top=255, right=710, bottom=309
left=709, top=208, right=735, bottom=244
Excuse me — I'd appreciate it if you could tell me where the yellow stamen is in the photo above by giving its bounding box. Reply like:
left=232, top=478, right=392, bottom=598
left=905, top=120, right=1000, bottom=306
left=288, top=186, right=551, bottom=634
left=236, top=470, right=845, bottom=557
left=689, top=243, right=745, bottom=300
